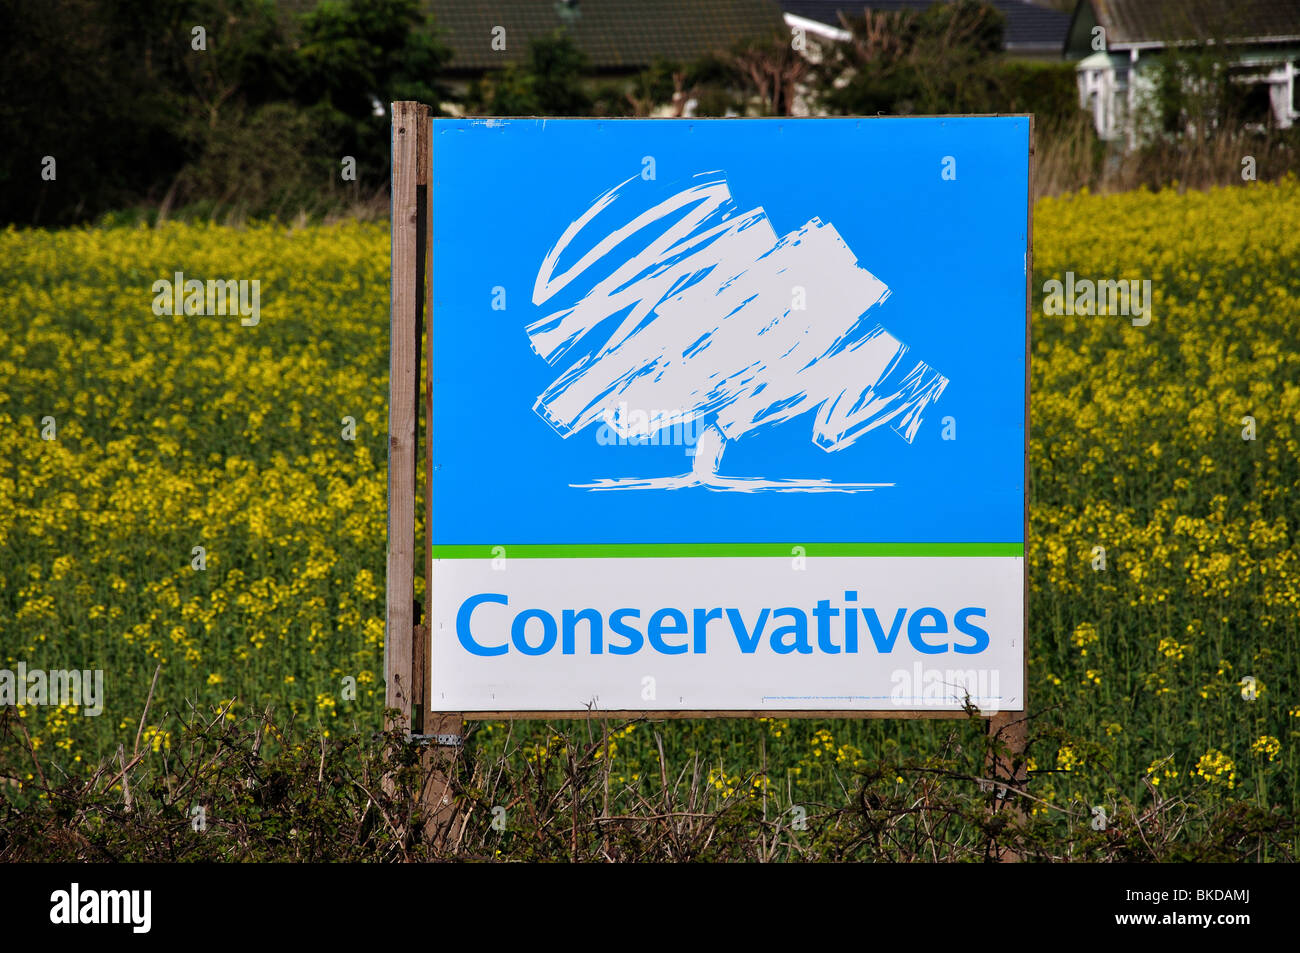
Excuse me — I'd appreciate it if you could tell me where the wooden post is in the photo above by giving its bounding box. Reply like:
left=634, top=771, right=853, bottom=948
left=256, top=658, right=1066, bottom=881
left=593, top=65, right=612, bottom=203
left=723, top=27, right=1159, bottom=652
left=387, top=101, right=464, bottom=848
left=985, top=709, right=1029, bottom=862
left=984, top=112, right=1035, bottom=863
left=385, top=101, right=423, bottom=731
left=416, top=105, right=465, bottom=850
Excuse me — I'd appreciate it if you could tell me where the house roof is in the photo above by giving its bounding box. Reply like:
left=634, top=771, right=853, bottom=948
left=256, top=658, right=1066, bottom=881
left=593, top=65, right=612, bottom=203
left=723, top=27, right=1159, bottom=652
left=427, top=0, right=790, bottom=73
left=1075, top=0, right=1300, bottom=48
left=1075, top=49, right=1111, bottom=70
left=779, top=1, right=1072, bottom=53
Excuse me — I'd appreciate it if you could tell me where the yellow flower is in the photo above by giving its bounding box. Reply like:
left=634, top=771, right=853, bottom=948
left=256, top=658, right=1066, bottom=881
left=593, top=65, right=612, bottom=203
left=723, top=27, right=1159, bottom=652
left=1250, top=735, right=1281, bottom=762
left=1071, top=622, right=1099, bottom=656
left=1193, top=749, right=1236, bottom=789
left=142, top=725, right=171, bottom=753
left=1157, top=637, right=1188, bottom=661
left=1056, top=745, right=1082, bottom=772
left=1145, top=756, right=1178, bottom=786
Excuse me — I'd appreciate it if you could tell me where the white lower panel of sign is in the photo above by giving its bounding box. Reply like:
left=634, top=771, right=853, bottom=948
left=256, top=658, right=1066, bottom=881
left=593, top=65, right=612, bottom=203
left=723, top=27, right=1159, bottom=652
left=429, top=556, right=1023, bottom=712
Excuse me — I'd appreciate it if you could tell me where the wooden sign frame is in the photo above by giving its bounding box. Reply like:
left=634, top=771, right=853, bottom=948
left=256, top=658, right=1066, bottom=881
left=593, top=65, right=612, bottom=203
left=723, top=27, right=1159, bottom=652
left=386, top=104, right=1031, bottom=779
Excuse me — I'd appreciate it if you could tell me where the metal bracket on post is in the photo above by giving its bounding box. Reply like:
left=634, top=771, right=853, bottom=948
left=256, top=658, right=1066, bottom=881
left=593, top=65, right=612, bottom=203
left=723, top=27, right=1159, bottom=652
left=408, top=732, right=463, bottom=747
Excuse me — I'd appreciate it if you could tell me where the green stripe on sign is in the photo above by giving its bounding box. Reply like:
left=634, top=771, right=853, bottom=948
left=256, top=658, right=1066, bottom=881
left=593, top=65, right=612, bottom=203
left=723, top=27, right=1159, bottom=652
left=431, top=543, right=1023, bottom=558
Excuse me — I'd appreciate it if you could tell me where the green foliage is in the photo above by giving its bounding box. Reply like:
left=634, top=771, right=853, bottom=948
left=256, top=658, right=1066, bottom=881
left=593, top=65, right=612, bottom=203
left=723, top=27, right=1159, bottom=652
left=4, top=706, right=1290, bottom=861
left=295, top=0, right=451, bottom=174
left=467, top=31, right=591, bottom=117
left=0, top=0, right=181, bottom=224
left=996, top=61, right=1079, bottom=129
left=0, top=0, right=449, bottom=224
left=1140, top=45, right=1275, bottom=140
left=469, top=67, right=544, bottom=117
left=172, top=103, right=333, bottom=218
left=720, top=30, right=811, bottom=116
left=5, top=0, right=1297, bottom=219
left=818, top=0, right=1007, bottom=116
left=1108, top=43, right=1300, bottom=188
left=527, top=30, right=592, bottom=115
left=604, top=54, right=744, bottom=118
left=631, top=58, right=684, bottom=111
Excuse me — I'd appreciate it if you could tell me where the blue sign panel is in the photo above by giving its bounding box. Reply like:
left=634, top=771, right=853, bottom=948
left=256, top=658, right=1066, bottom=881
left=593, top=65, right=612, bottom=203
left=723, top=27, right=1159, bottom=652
left=430, top=117, right=1027, bottom=553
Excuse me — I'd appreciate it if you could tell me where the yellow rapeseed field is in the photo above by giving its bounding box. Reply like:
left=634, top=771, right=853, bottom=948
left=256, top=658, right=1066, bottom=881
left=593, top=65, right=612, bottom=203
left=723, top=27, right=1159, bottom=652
left=2, top=221, right=391, bottom=754
left=2, top=179, right=1298, bottom=827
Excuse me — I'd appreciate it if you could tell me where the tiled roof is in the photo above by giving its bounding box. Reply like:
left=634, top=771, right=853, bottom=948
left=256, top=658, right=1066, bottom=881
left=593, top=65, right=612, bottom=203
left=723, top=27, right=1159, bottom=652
left=781, top=1, right=1071, bottom=51
left=1082, top=0, right=1300, bottom=46
left=428, top=0, right=790, bottom=73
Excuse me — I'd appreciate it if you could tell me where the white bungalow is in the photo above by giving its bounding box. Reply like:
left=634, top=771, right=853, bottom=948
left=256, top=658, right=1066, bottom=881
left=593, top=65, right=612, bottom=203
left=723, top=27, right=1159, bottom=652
left=1067, top=0, right=1300, bottom=148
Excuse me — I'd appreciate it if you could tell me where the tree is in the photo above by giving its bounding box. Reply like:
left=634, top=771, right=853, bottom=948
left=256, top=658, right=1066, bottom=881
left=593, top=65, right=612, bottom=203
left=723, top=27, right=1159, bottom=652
left=722, top=30, right=811, bottom=116
left=0, top=0, right=452, bottom=224
left=613, top=55, right=741, bottom=118
left=469, top=31, right=590, bottom=116
left=527, top=174, right=947, bottom=491
left=818, top=1, right=1006, bottom=117
left=296, top=0, right=451, bottom=177
left=0, top=0, right=194, bottom=223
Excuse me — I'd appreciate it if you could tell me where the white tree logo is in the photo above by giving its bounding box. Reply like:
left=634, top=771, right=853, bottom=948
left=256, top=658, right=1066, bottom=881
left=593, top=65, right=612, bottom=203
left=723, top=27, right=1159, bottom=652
left=528, top=172, right=947, bottom=492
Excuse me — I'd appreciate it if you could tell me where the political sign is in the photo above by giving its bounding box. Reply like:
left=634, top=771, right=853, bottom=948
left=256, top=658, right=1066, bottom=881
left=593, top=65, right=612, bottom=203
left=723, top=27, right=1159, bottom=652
left=427, top=117, right=1028, bottom=715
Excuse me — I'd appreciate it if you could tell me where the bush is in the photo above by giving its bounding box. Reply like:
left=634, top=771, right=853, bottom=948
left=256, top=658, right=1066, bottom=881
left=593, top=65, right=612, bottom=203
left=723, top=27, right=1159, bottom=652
left=0, top=0, right=448, bottom=226
left=817, top=0, right=1008, bottom=116
left=466, top=31, right=590, bottom=117
left=4, top=703, right=1291, bottom=861
left=996, top=61, right=1078, bottom=129
left=172, top=103, right=334, bottom=220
